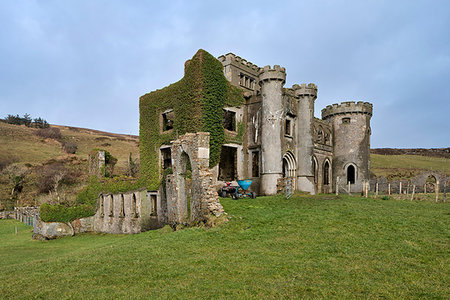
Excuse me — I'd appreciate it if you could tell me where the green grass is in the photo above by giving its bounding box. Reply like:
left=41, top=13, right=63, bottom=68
left=371, top=153, right=450, bottom=178
left=1, top=194, right=449, bottom=299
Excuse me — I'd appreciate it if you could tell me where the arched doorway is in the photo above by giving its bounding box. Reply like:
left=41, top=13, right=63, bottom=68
left=177, top=151, right=193, bottom=223
left=347, top=164, right=355, bottom=184
left=282, top=151, right=296, bottom=178
left=426, top=175, right=437, bottom=193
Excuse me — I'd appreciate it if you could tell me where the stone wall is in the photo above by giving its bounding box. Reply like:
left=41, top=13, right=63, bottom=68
left=166, top=132, right=224, bottom=225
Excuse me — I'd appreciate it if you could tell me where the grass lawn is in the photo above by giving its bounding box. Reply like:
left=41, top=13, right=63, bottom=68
left=0, top=194, right=448, bottom=299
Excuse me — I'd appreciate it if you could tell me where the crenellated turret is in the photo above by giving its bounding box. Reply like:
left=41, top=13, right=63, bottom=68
left=258, top=65, right=286, bottom=195
left=322, top=101, right=373, bottom=193
left=293, top=83, right=318, bottom=194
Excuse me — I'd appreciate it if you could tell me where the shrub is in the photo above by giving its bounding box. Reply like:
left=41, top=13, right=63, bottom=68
left=35, top=127, right=61, bottom=140
left=62, top=142, right=78, bottom=154
left=40, top=203, right=93, bottom=223
left=381, top=196, right=389, bottom=200
left=36, top=163, right=79, bottom=194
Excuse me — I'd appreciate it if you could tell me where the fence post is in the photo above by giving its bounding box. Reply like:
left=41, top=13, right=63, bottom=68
left=399, top=181, right=402, bottom=195
left=411, top=185, right=415, bottom=201
left=388, top=183, right=391, bottom=196
left=348, top=181, right=351, bottom=195
left=336, top=176, right=339, bottom=196
left=435, top=181, right=440, bottom=203
left=375, top=182, right=379, bottom=198
left=424, top=184, right=427, bottom=194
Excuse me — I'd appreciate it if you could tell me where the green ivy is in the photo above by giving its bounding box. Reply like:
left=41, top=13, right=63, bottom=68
left=139, top=49, right=244, bottom=189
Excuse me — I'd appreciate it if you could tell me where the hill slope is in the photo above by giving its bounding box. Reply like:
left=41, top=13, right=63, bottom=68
left=0, top=122, right=139, bottom=209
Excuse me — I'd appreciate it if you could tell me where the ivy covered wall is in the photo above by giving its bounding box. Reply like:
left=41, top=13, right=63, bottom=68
left=139, top=49, right=244, bottom=189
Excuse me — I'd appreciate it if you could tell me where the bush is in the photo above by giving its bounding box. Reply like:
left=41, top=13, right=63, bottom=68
left=35, top=127, right=62, bottom=140
left=36, top=163, right=79, bottom=194
left=40, top=203, right=94, bottom=223
left=62, top=142, right=78, bottom=154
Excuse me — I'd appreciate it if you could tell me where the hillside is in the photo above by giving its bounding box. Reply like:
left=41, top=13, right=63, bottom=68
left=0, top=122, right=139, bottom=209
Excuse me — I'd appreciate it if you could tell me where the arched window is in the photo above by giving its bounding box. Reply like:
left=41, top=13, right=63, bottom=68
left=132, top=194, right=138, bottom=218
left=323, top=161, right=330, bottom=185
left=119, top=194, right=125, bottom=218
left=347, top=165, right=356, bottom=184
left=312, top=157, right=318, bottom=184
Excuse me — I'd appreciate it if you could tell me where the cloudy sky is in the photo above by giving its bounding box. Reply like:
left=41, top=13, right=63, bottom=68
left=1, top=0, right=449, bottom=148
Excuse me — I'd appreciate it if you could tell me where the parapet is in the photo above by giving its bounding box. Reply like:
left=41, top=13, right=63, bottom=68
left=321, top=101, right=373, bottom=119
left=218, top=53, right=261, bottom=74
left=259, top=65, right=286, bottom=83
left=292, top=83, right=318, bottom=98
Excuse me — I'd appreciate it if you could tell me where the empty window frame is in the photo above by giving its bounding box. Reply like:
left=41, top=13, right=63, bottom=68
left=99, top=195, right=104, bottom=217
left=323, top=161, right=330, bottom=185
left=109, top=195, right=114, bottom=217
left=239, top=73, right=255, bottom=89
left=161, top=109, right=174, bottom=131
left=160, top=147, right=172, bottom=170
left=132, top=194, right=139, bottom=218
left=342, top=117, right=351, bottom=124
left=119, top=194, right=125, bottom=218
left=150, top=194, right=157, bottom=216
left=223, top=109, right=236, bottom=131
left=285, top=119, right=292, bottom=136
left=252, top=151, right=260, bottom=178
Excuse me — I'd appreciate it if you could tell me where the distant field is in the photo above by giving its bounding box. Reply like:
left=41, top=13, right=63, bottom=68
left=370, top=153, right=450, bottom=178
left=1, top=194, right=448, bottom=299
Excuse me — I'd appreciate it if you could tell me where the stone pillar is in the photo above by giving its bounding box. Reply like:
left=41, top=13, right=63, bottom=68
left=294, top=83, right=317, bottom=194
left=258, top=65, right=286, bottom=195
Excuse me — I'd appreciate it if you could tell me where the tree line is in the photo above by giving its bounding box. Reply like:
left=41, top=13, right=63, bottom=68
left=2, top=114, right=49, bottom=128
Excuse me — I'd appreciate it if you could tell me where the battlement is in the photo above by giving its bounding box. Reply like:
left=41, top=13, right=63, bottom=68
left=218, top=53, right=261, bottom=73
left=292, top=83, right=318, bottom=98
left=321, top=101, right=373, bottom=119
left=259, top=65, right=286, bottom=83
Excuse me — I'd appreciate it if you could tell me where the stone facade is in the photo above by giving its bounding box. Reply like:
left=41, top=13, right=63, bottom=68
left=217, top=53, right=372, bottom=195
left=143, top=50, right=373, bottom=197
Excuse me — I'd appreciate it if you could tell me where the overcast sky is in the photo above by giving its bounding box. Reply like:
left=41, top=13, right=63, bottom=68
left=1, top=0, right=449, bottom=148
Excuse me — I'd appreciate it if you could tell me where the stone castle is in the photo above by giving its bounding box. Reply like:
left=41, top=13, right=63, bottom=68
left=216, top=53, right=373, bottom=195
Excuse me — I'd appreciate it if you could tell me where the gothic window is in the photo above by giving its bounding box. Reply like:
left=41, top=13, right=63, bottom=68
left=119, top=194, right=125, bottom=218
left=317, top=128, right=323, bottom=143
left=323, top=161, right=330, bottom=185
left=239, top=73, right=255, bottom=89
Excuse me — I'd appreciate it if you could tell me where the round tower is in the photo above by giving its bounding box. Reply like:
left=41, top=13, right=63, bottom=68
left=294, top=83, right=318, bottom=194
left=322, top=101, right=373, bottom=193
left=258, top=65, right=286, bottom=195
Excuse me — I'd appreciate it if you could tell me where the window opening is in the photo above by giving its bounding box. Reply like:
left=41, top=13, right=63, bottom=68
left=342, top=117, right=350, bottom=124
left=323, top=161, right=330, bottom=185
left=109, top=195, right=114, bottom=217
left=100, top=195, right=104, bottom=217
left=162, top=110, right=174, bottom=131
left=120, top=194, right=125, bottom=218
left=160, top=147, right=172, bottom=170
left=150, top=195, right=157, bottom=216
left=285, top=119, right=291, bottom=136
left=252, top=151, right=260, bottom=178
left=132, top=194, right=138, bottom=218
left=223, top=109, right=236, bottom=131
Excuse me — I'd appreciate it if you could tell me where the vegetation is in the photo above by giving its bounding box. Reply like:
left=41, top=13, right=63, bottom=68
left=1, top=194, right=448, bottom=298
left=3, top=114, right=49, bottom=128
left=371, top=153, right=450, bottom=179
left=139, top=49, right=244, bottom=189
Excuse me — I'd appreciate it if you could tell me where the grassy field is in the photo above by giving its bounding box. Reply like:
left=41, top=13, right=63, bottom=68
left=370, top=153, right=450, bottom=178
left=1, top=194, right=448, bottom=299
